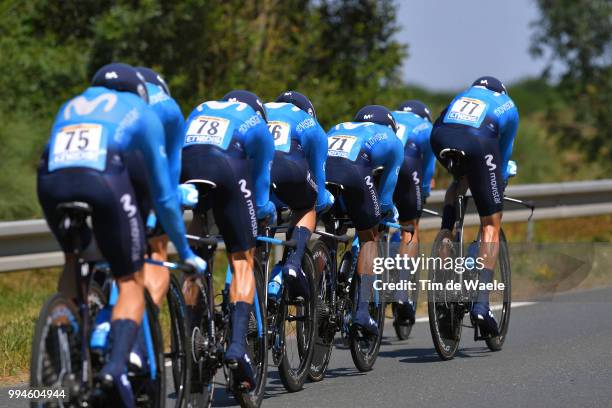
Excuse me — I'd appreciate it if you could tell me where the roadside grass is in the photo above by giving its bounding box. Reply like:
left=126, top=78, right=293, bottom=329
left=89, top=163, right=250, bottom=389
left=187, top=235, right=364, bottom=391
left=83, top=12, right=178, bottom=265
left=1, top=215, right=612, bottom=384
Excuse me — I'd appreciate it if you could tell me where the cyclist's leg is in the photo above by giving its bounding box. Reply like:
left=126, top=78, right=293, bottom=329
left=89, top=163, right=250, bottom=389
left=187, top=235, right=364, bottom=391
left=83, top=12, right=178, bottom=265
left=271, top=153, right=318, bottom=299
left=126, top=154, right=171, bottom=308
left=393, top=154, right=423, bottom=319
left=206, top=156, right=259, bottom=389
left=90, top=171, right=147, bottom=405
left=464, top=136, right=504, bottom=335
left=340, top=165, right=382, bottom=335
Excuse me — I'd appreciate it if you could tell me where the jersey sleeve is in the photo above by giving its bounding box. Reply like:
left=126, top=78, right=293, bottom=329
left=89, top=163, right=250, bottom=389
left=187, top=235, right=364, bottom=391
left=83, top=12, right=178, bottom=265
left=371, top=133, right=404, bottom=207
left=244, top=119, right=274, bottom=208
left=302, top=123, right=328, bottom=205
left=133, top=108, right=192, bottom=260
left=418, top=122, right=436, bottom=197
left=163, top=99, right=185, bottom=189
left=499, top=102, right=519, bottom=181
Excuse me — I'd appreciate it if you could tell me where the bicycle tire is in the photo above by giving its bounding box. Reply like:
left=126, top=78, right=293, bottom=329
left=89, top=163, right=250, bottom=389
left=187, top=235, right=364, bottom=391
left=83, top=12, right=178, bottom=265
left=428, top=229, right=463, bottom=360
left=307, top=239, right=335, bottom=382
left=30, top=293, right=85, bottom=408
left=277, top=249, right=317, bottom=392
left=164, top=273, right=190, bottom=406
left=485, top=229, right=511, bottom=351
left=233, top=258, right=268, bottom=408
left=349, top=238, right=386, bottom=372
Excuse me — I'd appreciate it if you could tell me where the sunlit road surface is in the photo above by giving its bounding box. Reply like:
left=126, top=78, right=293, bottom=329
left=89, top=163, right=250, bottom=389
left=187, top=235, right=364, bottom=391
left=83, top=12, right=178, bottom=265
left=3, top=287, right=611, bottom=407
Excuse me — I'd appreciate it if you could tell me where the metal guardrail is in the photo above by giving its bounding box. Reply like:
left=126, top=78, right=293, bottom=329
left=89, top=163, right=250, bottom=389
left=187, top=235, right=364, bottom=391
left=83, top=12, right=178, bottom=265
left=1, top=179, right=612, bottom=272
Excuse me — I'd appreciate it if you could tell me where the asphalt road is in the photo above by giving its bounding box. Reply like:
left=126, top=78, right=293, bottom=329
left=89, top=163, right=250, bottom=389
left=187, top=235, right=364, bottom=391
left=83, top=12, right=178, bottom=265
left=3, top=286, right=611, bottom=407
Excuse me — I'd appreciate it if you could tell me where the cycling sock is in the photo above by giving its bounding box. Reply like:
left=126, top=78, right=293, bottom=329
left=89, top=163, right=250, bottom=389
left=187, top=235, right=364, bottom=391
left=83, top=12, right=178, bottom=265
left=285, top=226, right=312, bottom=269
left=230, top=301, right=252, bottom=346
left=475, top=268, right=494, bottom=307
left=103, top=319, right=139, bottom=378
left=441, top=204, right=456, bottom=230
left=395, top=264, right=411, bottom=303
left=357, top=274, right=376, bottom=314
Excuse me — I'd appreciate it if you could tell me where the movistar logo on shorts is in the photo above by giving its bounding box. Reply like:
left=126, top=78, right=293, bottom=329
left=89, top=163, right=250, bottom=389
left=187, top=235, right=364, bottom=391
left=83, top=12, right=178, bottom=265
left=120, top=194, right=141, bottom=261
left=365, top=176, right=380, bottom=216
left=120, top=194, right=137, bottom=217
left=485, top=155, right=502, bottom=204
left=239, top=179, right=257, bottom=237
left=485, top=154, right=497, bottom=171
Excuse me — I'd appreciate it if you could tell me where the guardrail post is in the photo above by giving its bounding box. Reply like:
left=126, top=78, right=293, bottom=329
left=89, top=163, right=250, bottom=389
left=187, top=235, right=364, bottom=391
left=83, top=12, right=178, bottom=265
left=526, top=218, right=535, bottom=242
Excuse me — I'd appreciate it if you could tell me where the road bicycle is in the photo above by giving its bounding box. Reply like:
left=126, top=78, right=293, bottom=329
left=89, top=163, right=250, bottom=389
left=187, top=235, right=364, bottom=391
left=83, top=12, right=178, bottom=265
left=308, top=182, right=409, bottom=379
left=29, top=201, right=193, bottom=407
left=428, top=149, right=534, bottom=360
left=182, top=180, right=267, bottom=408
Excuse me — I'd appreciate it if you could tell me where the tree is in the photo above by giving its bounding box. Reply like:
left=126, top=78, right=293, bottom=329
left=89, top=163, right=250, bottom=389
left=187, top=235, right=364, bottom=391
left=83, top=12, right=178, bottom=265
left=530, top=0, right=612, bottom=165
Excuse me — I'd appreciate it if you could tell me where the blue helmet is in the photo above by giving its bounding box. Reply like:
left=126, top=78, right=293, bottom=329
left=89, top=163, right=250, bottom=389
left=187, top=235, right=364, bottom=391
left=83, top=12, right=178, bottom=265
left=471, top=76, right=507, bottom=95
left=354, top=105, right=398, bottom=133
left=223, top=90, right=267, bottom=122
left=91, top=62, right=149, bottom=103
left=275, top=90, right=317, bottom=119
left=397, top=100, right=432, bottom=123
left=136, top=67, right=171, bottom=96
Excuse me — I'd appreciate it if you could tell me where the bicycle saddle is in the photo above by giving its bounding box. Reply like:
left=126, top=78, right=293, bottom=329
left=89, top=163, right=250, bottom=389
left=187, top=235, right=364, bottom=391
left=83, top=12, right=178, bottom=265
left=439, top=148, right=467, bottom=177
left=184, top=179, right=217, bottom=195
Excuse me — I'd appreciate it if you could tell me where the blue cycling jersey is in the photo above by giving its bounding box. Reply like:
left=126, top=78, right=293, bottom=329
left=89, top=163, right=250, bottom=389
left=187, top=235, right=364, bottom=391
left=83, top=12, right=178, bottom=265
left=48, top=86, right=193, bottom=260
left=264, top=102, right=328, bottom=207
left=145, top=83, right=185, bottom=190
left=392, top=111, right=435, bottom=197
left=441, top=86, right=519, bottom=180
left=327, top=122, right=403, bottom=207
left=184, top=100, right=274, bottom=208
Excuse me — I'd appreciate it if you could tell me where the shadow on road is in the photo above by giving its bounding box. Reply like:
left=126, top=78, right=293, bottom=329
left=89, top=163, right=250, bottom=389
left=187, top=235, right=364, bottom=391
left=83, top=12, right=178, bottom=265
left=378, top=345, right=491, bottom=363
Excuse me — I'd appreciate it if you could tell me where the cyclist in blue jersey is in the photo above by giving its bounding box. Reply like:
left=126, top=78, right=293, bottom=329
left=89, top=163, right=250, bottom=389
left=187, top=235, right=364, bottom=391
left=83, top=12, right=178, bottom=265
left=391, top=100, right=435, bottom=325
left=326, top=105, right=404, bottom=336
left=430, top=76, right=519, bottom=337
left=181, top=90, right=275, bottom=390
left=36, top=63, right=206, bottom=406
left=264, top=91, right=334, bottom=301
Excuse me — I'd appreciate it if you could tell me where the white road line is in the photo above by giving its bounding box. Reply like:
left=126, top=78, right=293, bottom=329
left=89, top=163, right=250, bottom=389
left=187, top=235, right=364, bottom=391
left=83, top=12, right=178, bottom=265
left=413, top=301, right=536, bottom=323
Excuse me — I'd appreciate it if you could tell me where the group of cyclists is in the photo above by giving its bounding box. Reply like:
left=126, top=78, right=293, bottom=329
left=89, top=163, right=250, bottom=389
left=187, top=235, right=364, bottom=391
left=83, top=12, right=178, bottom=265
left=37, top=61, right=518, bottom=407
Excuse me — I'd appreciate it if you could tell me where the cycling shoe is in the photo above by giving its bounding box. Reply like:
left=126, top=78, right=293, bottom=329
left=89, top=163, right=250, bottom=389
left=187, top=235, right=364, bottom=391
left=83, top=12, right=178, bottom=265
left=395, top=301, right=416, bottom=325
left=352, top=310, right=379, bottom=337
left=282, top=264, right=310, bottom=301
left=95, top=366, right=134, bottom=408
left=224, top=342, right=255, bottom=392
left=471, top=303, right=499, bottom=337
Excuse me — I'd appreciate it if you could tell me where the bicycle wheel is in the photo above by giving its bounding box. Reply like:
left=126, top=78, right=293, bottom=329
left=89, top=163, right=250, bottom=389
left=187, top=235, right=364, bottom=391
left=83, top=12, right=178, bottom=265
left=307, top=238, right=335, bottom=382
left=131, top=291, right=166, bottom=408
left=163, top=273, right=190, bottom=406
left=30, top=294, right=86, bottom=408
left=276, top=249, right=317, bottom=392
left=485, top=230, right=511, bottom=351
left=233, top=258, right=268, bottom=408
left=428, top=229, right=463, bottom=360
left=349, top=239, right=386, bottom=372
